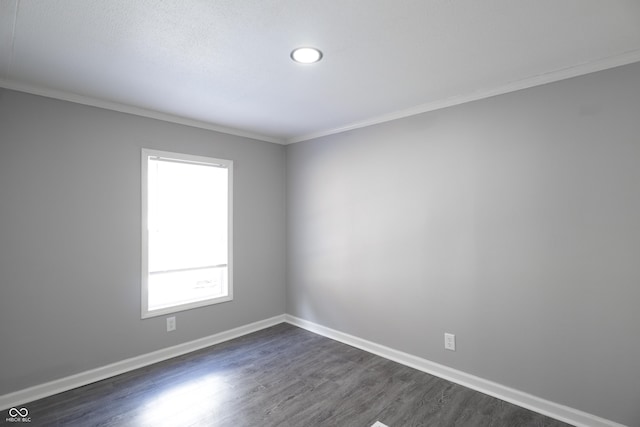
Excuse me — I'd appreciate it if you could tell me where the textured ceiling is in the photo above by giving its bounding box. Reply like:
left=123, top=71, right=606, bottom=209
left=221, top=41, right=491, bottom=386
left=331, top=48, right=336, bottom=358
left=1, top=0, right=640, bottom=144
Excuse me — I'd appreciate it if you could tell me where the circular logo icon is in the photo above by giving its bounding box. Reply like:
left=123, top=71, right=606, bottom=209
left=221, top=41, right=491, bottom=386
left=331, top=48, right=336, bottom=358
left=8, top=407, right=29, bottom=417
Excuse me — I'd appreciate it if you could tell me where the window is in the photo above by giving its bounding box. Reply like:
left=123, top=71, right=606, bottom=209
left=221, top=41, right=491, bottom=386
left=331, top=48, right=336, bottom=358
left=141, top=148, right=232, bottom=318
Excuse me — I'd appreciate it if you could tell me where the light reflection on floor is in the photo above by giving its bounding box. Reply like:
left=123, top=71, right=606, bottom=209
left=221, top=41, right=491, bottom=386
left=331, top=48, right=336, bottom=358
left=135, top=373, right=227, bottom=426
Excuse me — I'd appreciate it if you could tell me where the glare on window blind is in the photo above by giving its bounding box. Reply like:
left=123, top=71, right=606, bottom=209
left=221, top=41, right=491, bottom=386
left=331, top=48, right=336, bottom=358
left=147, top=158, right=228, bottom=274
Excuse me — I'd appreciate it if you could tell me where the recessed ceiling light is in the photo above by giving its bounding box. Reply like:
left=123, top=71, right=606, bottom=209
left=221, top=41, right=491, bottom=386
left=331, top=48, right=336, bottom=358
left=290, top=47, right=323, bottom=64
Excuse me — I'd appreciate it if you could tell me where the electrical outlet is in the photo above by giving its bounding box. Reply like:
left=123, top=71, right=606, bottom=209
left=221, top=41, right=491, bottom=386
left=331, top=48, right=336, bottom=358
left=444, top=333, right=455, bottom=351
left=371, top=422, right=389, bottom=427
left=166, top=316, right=176, bottom=332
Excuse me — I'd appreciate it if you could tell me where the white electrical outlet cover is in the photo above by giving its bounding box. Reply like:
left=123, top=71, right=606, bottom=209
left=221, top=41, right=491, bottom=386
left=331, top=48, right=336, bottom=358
left=166, top=316, right=176, bottom=331
left=444, top=332, right=456, bottom=351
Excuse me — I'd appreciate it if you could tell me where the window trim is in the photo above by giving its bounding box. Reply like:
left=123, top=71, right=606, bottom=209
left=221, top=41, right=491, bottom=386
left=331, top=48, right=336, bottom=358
left=141, top=148, right=233, bottom=319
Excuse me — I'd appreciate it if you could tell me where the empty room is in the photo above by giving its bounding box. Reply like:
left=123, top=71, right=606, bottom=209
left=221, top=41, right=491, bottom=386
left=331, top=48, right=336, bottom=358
left=1, top=1, right=639, bottom=426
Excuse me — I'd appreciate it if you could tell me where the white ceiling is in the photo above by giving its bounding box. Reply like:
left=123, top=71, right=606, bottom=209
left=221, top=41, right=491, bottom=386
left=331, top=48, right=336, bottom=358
left=1, top=0, right=640, bottom=144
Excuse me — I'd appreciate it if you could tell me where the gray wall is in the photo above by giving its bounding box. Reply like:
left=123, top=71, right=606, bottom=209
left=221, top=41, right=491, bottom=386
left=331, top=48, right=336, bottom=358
left=0, top=90, right=286, bottom=395
left=286, top=62, right=640, bottom=426
left=2, top=62, right=639, bottom=425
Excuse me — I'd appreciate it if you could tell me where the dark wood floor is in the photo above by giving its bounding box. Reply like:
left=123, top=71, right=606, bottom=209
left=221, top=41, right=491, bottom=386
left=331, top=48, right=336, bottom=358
left=12, top=323, right=573, bottom=427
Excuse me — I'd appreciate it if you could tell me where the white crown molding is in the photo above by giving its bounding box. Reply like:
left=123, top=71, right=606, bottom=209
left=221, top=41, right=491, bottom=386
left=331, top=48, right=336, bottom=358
left=0, top=79, right=285, bottom=145
left=0, top=314, right=286, bottom=411
left=286, top=49, right=640, bottom=144
left=285, top=315, right=627, bottom=427
left=3, top=49, right=640, bottom=147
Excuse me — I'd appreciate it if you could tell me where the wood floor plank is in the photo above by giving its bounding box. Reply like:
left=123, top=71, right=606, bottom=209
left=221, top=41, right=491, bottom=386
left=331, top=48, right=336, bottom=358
left=13, top=323, right=574, bottom=426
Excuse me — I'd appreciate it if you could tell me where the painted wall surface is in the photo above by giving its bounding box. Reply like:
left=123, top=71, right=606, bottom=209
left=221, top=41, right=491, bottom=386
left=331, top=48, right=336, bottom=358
left=0, top=90, right=286, bottom=394
left=286, top=62, right=640, bottom=426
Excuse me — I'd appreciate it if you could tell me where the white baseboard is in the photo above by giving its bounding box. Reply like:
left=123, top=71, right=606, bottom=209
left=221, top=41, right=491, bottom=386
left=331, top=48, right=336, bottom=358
left=1, top=313, right=627, bottom=427
left=0, top=314, right=286, bottom=411
left=284, top=315, right=626, bottom=427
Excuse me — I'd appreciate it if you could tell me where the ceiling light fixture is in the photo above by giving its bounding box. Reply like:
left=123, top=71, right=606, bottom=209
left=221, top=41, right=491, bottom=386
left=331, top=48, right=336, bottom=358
left=290, top=47, right=323, bottom=64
